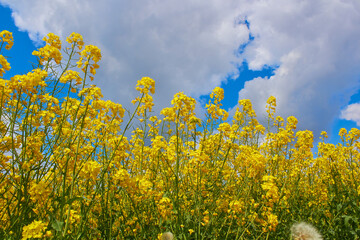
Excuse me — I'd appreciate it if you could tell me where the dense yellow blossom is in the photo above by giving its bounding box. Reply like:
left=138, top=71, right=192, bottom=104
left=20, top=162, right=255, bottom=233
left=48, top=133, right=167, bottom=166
left=0, top=30, right=358, bottom=240
left=206, top=87, right=228, bottom=121
left=77, top=44, right=101, bottom=80
left=0, top=55, right=10, bottom=76
left=43, top=33, right=61, bottom=50
left=0, top=30, right=14, bottom=50
left=33, top=34, right=63, bottom=64
left=60, top=69, right=82, bottom=84
left=66, top=32, right=84, bottom=50
left=266, top=95, right=276, bottom=120
left=22, top=220, right=48, bottom=240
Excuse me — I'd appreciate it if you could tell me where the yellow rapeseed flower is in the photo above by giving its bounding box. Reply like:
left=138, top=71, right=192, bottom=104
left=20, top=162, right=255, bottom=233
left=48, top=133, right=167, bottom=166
left=0, top=30, right=14, bottom=50
left=0, top=54, right=10, bottom=76
left=60, top=69, right=82, bottom=84
left=22, top=220, right=47, bottom=240
left=33, top=44, right=62, bottom=64
left=66, top=32, right=84, bottom=50
left=43, top=33, right=61, bottom=50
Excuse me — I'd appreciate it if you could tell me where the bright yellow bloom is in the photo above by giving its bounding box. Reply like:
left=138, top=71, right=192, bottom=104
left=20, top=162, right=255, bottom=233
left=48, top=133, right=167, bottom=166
left=135, top=76, right=155, bottom=95
left=286, top=116, right=298, bottom=130
left=9, top=68, right=48, bottom=92
left=32, top=44, right=62, bottom=64
left=30, top=180, right=51, bottom=204
left=60, top=69, right=82, bottom=84
left=0, top=54, right=10, bottom=76
left=79, top=160, right=101, bottom=180
left=43, top=33, right=61, bottom=50
left=0, top=30, right=14, bottom=50
left=261, top=175, right=280, bottom=205
left=210, top=87, right=224, bottom=104
left=22, top=220, right=47, bottom=240
left=77, top=45, right=102, bottom=78
left=131, top=77, right=156, bottom=116
left=206, top=87, right=228, bottom=121
left=266, top=96, right=276, bottom=119
left=320, top=131, right=328, bottom=139
left=66, top=32, right=84, bottom=50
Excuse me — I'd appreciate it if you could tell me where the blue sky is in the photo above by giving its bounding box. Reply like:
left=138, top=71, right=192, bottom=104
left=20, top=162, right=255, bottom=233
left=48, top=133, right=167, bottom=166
left=1, top=1, right=360, bottom=145
left=0, top=6, right=37, bottom=77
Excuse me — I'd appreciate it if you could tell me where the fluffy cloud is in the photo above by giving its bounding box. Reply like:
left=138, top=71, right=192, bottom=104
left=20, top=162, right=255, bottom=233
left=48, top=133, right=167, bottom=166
left=340, top=103, right=360, bottom=126
left=0, top=0, right=249, bottom=111
left=1, top=0, right=360, bottom=136
left=237, top=0, right=360, bottom=136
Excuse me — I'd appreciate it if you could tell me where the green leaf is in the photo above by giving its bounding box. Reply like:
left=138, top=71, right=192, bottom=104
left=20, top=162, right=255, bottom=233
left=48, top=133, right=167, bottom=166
left=343, top=215, right=353, bottom=226
left=52, top=219, right=64, bottom=232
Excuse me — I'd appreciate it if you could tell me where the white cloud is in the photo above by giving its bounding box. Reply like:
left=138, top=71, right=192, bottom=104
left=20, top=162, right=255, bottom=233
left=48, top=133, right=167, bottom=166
left=1, top=0, right=360, bottom=137
left=236, top=0, right=360, bottom=136
left=340, top=103, right=360, bottom=126
left=0, top=0, right=250, bottom=111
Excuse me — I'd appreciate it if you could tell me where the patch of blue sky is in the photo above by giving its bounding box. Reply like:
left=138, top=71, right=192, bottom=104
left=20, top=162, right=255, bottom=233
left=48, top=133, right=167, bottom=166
left=236, top=18, right=253, bottom=55
left=0, top=4, right=38, bottom=78
left=200, top=18, right=277, bottom=112
left=329, top=89, right=360, bottom=145
left=0, top=4, right=80, bottom=101
left=199, top=61, right=277, bottom=112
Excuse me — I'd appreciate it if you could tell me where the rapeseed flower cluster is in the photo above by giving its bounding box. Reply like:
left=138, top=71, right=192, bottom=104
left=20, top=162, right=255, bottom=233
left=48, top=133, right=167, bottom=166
left=0, top=31, right=359, bottom=239
left=21, top=220, right=49, bottom=240
left=0, top=30, right=12, bottom=76
left=32, top=33, right=62, bottom=65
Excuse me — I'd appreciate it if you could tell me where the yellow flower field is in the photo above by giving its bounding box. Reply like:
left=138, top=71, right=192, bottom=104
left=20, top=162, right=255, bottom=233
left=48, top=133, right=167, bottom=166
left=0, top=30, right=359, bottom=239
